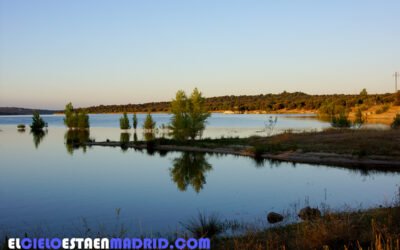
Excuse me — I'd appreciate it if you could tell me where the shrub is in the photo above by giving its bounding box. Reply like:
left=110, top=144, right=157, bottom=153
left=143, top=113, right=156, bottom=141
left=181, top=212, right=225, bottom=238
left=17, top=124, right=26, bottom=129
left=391, top=114, right=400, bottom=129
left=169, top=88, right=210, bottom=141
left=375, top=104, right=390, bottom=114
left=119, top=112, right=131, bottom=129
left=64, top=102, right=90, bottom=129
left=30, top=112, right=47, bottom=131
left=331, top=113, right=351, bottom=128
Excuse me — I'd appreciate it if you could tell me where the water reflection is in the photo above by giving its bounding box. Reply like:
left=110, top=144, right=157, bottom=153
left=133, top=132, right=138, bottom=143
left=120, top=132, right=130, bottom=151
left=144, top=131, right=155, bottom=141
left=31, top=130, right=47, bottom=148
left=64, top=130, right=91, bottom=154
left=170, top=152, right=212, bottom=193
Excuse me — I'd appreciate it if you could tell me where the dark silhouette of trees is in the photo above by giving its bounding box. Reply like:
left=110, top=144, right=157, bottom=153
left=133, top=113, right=138, bottom=130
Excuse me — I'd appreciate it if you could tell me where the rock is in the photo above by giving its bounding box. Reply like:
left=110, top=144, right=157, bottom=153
left=298, top=206, right=321, bottom=221
left=267, top=212, right=284, bottom=224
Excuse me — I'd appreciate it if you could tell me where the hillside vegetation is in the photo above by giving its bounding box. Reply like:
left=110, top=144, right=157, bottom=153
left=80, top=91, right=399, bottom=114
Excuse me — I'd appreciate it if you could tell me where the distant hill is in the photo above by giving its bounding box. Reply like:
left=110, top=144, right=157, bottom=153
left=0, top=107, right=57, bottom=116
left=81, top=91, right=398, bottom=114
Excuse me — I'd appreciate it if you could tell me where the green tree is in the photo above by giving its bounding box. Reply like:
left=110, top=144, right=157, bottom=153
left=187, top=88, right=211, bottom=139
left=119, top=112, right=131, bottom=129
left=169, top=88, right=210, bottom=141
left=77, top=110, right=90, bottom=129
left=30, top=112, right=47, bottom=132
left=170, top=90, right=190, bottom=140
left=133, top=113, right=138, bottom=130
left=143, top=113, right=156, bottom=141
left=64, top=102, right=89, bottom=129
left=64, top=102, right=77, bottom=129
left=143, top=113, right=155, bottom=130
left=331, top=112, right=351, bottom=128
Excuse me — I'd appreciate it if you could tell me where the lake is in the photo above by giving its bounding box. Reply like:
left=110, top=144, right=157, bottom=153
left=0, top=114, right=398, bottom=237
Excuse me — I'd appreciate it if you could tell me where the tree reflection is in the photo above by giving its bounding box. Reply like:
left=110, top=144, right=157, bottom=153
left=64, top=130, right=90, bottom=154
left=31, top=130, right=47, bottom=149
left=170, top=152, right=212, bottom=193
left=120, top=132, right=130, bottom=151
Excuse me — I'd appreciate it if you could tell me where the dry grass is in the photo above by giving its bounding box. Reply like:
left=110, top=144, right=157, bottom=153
left=249, top=128, right=400, bottom=158
left=215, top=206, right=400, bottom=250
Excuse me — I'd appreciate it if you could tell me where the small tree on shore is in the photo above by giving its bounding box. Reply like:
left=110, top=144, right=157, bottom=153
left=133, top=113, right=138, bottom=130
left=331, top=112, right=351, bottom=128
left=30, top=112, right=47, bottom=132
left=143, top=113, right=156, bottom=141
left=64, top=102, right=90, bottom=130
left=64, top=103, right=77, bottom=129
left=143, top=113, right=156, bottom=131
left=119, top=112, right=131, bottom=129
left=77, top=110, right=90, bottom=129
left=169, top=88, right=210, bottom=141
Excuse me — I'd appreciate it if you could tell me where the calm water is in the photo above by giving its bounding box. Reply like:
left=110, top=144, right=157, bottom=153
left=0, top=114, right=398, bottom=237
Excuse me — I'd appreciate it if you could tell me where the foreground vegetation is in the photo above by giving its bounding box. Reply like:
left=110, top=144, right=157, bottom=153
left=214, top=205, right=400, bottom=250
left=1, top=205, right=398, bottom=250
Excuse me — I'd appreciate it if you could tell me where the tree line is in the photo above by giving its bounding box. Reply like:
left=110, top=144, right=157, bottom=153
left=74, top=91, right=399, bottom=114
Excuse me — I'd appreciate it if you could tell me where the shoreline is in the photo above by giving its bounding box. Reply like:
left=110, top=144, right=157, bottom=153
left=85, top=128, right=400, bottom=171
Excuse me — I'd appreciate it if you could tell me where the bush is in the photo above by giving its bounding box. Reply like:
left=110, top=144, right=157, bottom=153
left=391, top=114, right=400, bottom=129
left=64, top=102, right=90, bottom=129
left=169, top=88, right=210, bottom=141
left=30, top=112, right=47, bottom=131
left=17, top=124, right=26, bottom=129
left=119, top=112, right=131, bottom=129
left=331, top=113, right=351, bottom=128
left=181, top=212, right=225, bottom=238
left=376, top=104, right=390, bottom=114
left=143, top=113, right=156, bottom=141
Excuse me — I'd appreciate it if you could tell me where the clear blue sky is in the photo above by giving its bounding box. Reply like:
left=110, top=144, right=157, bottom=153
left=0, top=0, right=399, bottom=109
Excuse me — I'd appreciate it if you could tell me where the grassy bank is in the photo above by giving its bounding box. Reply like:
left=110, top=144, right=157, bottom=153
left=214, top=206, right=400, bottom=250
left=87, top=128, right=400, bottom=170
